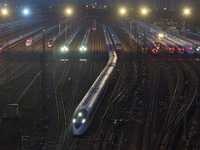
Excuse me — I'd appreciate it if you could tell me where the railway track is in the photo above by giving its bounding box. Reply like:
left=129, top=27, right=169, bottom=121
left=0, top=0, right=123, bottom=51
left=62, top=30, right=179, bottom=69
left=66, top=22, right=115, bottom=150
left=139, top=59, right=160, bottom=150
left=53, top=22, right=108, bottom=149
left=152, top=52, right=198, bottom=149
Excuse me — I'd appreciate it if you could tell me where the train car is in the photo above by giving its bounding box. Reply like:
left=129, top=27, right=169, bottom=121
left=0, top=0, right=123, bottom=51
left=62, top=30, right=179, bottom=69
left=140, top=44, right=148, bottom=54
left=154, top=42, right=160, bottom=49
left=92, top=20, right=96, bottom=31
left=47, top=39, right=54, bottom=48
left=61, top=27, right=81, bottom=53
left=92, top=19, right=96, bottom=31
left=79, top=27, right=91, bottom=53
left=160, top=42, right=175, bottom=54
left=182, top=29, right=200, bottom=41
left=175, top=45, right=185, bottom=54
left=79, top=44, right=87, bottom=52
left=47, top=25, right=70, bottom=48
left=115, top=43, right=122, bottom=51
left=149, top=44, right=158, bottom=54
left=25, top=38, right=32, bottom=46
left=60, top=43, right=69, bottom=52
left=107, top=26, right=122, bottom=51
left=25, top=23, right=67, bottom=48
left=184, top=45, right=194, bottom=55
left=72, top=25, right=117, bottom=135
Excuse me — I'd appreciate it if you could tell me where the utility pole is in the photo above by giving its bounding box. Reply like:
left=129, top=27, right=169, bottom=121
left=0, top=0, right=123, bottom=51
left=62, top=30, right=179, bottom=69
left=41, top=29, right=47, bottom=116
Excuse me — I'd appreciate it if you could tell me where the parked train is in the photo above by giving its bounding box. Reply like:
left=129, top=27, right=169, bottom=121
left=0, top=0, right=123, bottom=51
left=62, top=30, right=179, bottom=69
left=25, top=22, right=65, bottom=47
left=131, top=19, right=198, bottom=55
left=79, top=27, right=91, bottom=52
left=107, top=26, right=122, bottom=51
left=47, top=24, right=70, bottom=48
left=25, top=38, right=33, bottom=46
left=72, top=24, right=117, bottom=135
left=92, top=19, right=96, bottom=31
left=60, top=27, right=81, bottom=53
left=0, top=27, right=44, bottom=51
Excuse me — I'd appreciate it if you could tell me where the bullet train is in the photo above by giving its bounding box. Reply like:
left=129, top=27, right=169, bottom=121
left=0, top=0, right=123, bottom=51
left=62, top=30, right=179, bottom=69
left=79, top=27, right=91, bottom=52
left=25, top=38, right=33, bottom=46
left=47, top=25, right=70, bottom=48
left=0, top=27, right=44, bottom=52
left=72, top=24, right=117, bottom=135
left=149, top=44, right=158, bottom=54
left=61, top=27, right=81, bottom=53
left=140, top=44, right=148, bottom=54
left=25, top=23, right=64, bottom=47
left=131, top=19, right=198, bottom=55
left=107, top=26, right=122, bottom=51
left=92, top=19, right=96, bottom=31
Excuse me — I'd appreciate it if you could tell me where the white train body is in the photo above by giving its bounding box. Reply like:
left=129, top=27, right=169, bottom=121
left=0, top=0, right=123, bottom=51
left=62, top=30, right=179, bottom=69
left=61, top=27, right=80, bottom=52
left=25, top=20, right=68, bottom=47
left=47, top=24, right=70, bottom=48
left=131, top=19, right=199, bottom=55
left=79, top=27, right=91, bottom=52
left=0, top=27, right=44, bottom=51
left=25, top=38, right=33, bottom=46
left=148, top=43, right=158, bottom=54
left=73, top=24, right=117, bottom=135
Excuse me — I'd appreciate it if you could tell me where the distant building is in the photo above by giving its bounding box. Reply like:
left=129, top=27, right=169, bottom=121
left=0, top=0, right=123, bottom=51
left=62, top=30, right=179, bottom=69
left=123, top=0, right=200, bottom=11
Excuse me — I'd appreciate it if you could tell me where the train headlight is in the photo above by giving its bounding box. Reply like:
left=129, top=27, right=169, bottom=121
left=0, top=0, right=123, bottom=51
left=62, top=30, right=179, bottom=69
left=82, top=119, right=86, bottom=123
left=80, top=46, right=87, bottom=52
left=61, top=46, right=68, bottom=52
left=73, top=119, right=76, bottom=123
left=78, top=112, right=82, bottom=117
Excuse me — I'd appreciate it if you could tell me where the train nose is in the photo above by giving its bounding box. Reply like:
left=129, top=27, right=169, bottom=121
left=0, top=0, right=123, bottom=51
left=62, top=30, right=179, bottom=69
left=74, top=122, right=82, bottom=129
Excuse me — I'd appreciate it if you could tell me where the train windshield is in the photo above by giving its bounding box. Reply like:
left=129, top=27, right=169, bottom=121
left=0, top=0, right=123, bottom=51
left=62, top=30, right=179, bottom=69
left=168, top=45, right=174, bottom=51
left=177, top=45, right=184, bottom=51
left=116, top=44, right=122, bottom=50
left=48, top=40, right=53, bottom=45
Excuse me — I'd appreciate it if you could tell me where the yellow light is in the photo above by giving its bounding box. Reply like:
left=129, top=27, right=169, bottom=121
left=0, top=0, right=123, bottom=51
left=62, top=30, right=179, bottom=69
left=141, top=8, right=147, bottom=15
left=184, top=8, right=190, bottom=15
left=66, top=8, right=72, bottom=15
left=158, top=33, right=164, bottom=38
left=120, top=8, right=126, bottom=15
left=2, top=9, right=8, bottom=15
